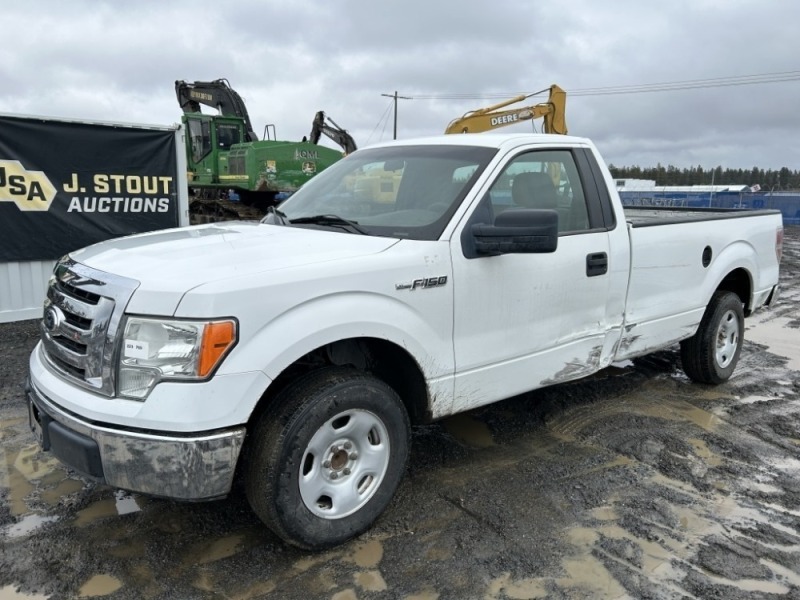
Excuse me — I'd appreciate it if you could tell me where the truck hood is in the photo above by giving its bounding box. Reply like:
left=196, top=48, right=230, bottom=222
left=71, top=222, right=399, bottom=315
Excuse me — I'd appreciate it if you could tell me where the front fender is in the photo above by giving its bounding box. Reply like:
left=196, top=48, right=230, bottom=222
left=223, top=289, right=454, bottom=400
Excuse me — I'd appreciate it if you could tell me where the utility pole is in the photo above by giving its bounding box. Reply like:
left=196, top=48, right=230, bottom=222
left=381, top=91, right=411, bottom=139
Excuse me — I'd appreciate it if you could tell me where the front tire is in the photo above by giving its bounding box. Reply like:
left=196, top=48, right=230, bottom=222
left=680, top=291, right=745, bottom=384
left=245, top=367, right=410, bottom=549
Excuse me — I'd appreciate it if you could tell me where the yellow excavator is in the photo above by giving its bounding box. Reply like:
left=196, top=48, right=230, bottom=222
left=444, top=84, right=567, bottom=135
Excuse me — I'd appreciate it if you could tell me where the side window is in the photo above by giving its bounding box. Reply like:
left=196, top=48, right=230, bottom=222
left=188, top=119, right=212, bottom=163
left=485, top=150, right=591, bottom=234
left=216, top=123, right=241, bottom=150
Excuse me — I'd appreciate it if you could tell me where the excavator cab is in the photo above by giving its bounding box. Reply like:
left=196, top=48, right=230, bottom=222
left=182, top=113, right=247, bottom=188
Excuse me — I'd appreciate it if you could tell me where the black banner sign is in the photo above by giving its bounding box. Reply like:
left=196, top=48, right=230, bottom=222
left=0, top=116, right=181, bottom=262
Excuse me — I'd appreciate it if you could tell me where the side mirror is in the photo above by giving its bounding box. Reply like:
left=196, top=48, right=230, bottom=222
left=471, top=209, right=558, bottom=256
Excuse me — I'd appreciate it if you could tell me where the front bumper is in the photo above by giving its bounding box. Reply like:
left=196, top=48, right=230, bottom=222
left=26, top=378, right=246, bottom=500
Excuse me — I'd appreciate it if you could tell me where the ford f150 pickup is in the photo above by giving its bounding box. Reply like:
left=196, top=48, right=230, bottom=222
left=26, top=134, right=783, bottom=549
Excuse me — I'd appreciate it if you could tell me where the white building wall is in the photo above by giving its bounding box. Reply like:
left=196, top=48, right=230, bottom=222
left=0, top=260, right=54, bottom=323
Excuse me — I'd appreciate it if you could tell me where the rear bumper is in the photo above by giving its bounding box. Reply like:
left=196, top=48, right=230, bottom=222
left=750, top=284, right=780, bottom=315
left=765, top=284, right=780, bottom=307
left=26, top=377, right=246, bottom=500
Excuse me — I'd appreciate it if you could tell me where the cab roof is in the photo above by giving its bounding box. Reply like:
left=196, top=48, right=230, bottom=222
left=362, top=133, right=592, bottom=151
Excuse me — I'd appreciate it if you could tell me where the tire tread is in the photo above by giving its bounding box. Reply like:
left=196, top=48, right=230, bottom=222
left=244, top=367, right=409, bottom=549
left=680, top=290, right=744, bottom=384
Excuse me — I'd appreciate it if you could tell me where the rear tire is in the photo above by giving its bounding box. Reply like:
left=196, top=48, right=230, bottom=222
left=245, top=367, right=410, bottom=549
left=680, top=291, right=744, bottom=384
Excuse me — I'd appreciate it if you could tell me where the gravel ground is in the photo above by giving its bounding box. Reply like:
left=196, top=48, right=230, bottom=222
left=1, top=227, right=798, bottom=600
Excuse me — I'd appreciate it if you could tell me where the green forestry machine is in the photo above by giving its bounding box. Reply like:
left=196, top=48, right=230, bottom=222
left=175, top=78, right=356, bottom=222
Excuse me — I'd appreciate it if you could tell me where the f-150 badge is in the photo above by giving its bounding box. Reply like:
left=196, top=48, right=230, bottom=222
left=395, top=276, right=448, bottom=291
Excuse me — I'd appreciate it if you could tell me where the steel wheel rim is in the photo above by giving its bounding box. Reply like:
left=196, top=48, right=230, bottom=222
left=715, top=309, right=740, bottom=368
left=299, top=408, right=391, bottom=519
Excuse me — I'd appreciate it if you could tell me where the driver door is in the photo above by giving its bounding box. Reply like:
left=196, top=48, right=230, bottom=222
left=449, top=148, right=614, bottom=413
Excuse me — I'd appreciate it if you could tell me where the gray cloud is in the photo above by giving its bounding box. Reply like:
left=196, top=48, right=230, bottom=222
left=1, top=0, right=798, bottom=170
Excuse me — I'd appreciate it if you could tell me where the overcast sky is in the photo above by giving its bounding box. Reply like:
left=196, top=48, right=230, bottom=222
left=2, top=0, right=798, bottom=172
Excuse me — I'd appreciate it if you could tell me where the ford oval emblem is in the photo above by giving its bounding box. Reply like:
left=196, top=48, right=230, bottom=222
left=43, top=306, right=63, bottom=332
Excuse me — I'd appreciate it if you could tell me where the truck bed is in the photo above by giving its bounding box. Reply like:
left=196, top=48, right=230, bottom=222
left=623, top=206, right=782, bottom=227
left=616, top=205, right=782, bottom=363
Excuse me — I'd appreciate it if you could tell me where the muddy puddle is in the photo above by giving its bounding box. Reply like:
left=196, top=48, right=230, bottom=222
left=747, top=315, right=800, bottom=371
left=0, top=586, right=49, bottom=600
left=1, top=228, right=799, bottom=599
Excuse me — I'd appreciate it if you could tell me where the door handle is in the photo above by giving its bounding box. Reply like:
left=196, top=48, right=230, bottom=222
left=586, top=252, right=608, bottom=277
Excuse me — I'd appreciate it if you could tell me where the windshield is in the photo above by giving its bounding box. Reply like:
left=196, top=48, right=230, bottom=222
left=272, top=144, right=497, bottom=240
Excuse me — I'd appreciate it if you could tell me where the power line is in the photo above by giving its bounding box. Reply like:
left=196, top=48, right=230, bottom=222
left=569, top=70, right=800, bottom=96
left=408, top=70, right=800, bottom=100
left=365, top=98, right=394, bottom=146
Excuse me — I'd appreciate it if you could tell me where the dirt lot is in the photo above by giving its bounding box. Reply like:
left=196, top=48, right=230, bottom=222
left=1, top=227, right=798, bottom=600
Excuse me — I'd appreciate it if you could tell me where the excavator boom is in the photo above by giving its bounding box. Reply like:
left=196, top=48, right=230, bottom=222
left=175, top=78, right=258, bottom=142
left=309, top=111, right=358, bottom=154
left=445, top=84, right=567, bottom=135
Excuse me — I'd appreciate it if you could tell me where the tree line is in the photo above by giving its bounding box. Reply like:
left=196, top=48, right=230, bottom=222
left=607, top=164, right=800, bottom=190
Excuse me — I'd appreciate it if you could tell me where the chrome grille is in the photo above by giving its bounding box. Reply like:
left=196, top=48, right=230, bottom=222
left=40, top=257, right=139, bottom=396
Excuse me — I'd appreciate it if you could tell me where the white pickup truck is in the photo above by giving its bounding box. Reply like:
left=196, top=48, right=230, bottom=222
left=27, top=134, right=782, bottom=549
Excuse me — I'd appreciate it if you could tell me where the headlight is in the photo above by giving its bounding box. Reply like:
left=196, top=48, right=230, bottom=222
left=118, top=316, right=237, bottom=400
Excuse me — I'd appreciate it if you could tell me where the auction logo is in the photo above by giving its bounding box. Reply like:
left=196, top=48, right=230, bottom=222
left=0, top=159, right=57, bottom=211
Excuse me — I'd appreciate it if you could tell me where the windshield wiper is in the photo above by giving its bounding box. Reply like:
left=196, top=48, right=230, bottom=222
left=290, top=214, right=368, bottom=235
left=260, top=205, right=290, bottom=225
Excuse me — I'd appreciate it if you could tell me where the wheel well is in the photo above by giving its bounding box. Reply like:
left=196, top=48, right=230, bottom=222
left=248, top=337, right=431, bottom=431
left=716, top=268, right=752, bottom=315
